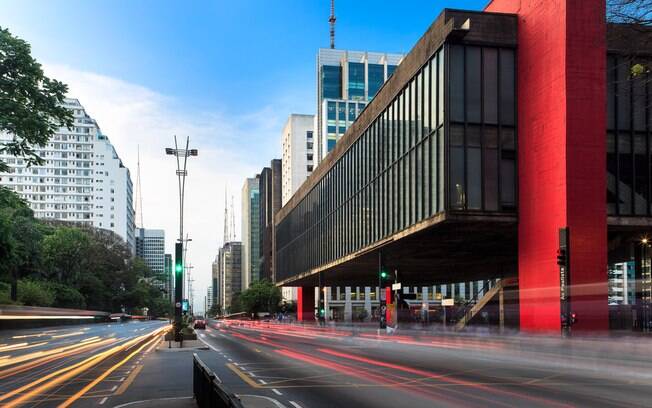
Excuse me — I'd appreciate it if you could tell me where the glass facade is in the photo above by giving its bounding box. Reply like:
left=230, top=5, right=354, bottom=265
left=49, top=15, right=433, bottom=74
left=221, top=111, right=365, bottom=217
left=277, top=43, right=517, bottom=282
left=322, top=65, right=342, bottom=99
left=607, top=55, right=652, bottom=216
left=348, top=62, right=365, bottom=101
left=449, top=45, right=516, bottom=211
left=368, top=63, right=385, bottom=100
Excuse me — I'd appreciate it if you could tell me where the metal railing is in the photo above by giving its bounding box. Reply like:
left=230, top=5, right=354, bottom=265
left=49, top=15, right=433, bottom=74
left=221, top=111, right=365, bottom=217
left=193, top=353, right=244, bottom=408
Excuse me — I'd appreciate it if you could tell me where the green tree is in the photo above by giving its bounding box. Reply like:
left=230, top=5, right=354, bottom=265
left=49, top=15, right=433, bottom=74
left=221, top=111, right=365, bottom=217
left=42, top=227, right=90, bottom=284
left=207, top=303, right=222, bottom=317
left=17, top=279, right=54, bottom=307
left=0, top=27, right=73, bottom=172
left=238, top=280, right=282, bottom=317
left=0, top=187, right=42, bottom=300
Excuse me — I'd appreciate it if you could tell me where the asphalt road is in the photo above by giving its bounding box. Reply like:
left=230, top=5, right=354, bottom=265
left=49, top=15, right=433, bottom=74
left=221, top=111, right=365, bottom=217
left=194, top=320, right=652, bottom=408
left=0, top=320, right=168, bottom=407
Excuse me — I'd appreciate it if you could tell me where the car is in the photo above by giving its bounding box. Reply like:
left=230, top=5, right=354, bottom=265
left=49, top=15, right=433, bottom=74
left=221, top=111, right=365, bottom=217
left=193, top=319, right=206, bottom=329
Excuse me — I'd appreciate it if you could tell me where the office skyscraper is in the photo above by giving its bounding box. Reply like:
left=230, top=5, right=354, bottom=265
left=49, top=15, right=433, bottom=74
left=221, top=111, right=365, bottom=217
left=241, top=176, right=261, bottom=290
left=316, top=49, right=404, bottom=161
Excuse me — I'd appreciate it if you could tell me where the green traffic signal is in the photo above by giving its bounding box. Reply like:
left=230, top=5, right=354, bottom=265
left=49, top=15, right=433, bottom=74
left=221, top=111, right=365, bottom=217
left=380, top=270, right=388, bottom=279
left=175, top=264, right=183, bottom=274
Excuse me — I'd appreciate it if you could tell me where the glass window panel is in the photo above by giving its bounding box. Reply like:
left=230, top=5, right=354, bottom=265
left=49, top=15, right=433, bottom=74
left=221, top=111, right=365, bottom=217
left=451, top=45, right=465, bottom=123
left=322, top=65, right=342, bottom=99
left=618, top=133, right=633, bottom=214
left=500, top=158, right=516, bottom=207
left=634, top=133, right=648, bottom=215
left=438, top=50, right=444, bottom=127
left=483, top=48, right=499, bottom=125
left=416, top=143, right=423, bottom=220
left=467, top=147, right=482, bottom=209
left=424, top=137, right=431, bottom=216
left=348, top=103, right=357, bottom=123
left=368, top=63, right=385, bottom=99
left=451, top=147, right=466, bottom=209
left=431, top=132, right=438, bottom=214
left=633, top=73, right=646, bottom=131
left=424, top=63, right=430, bottom=135
left=348, top=62, right=365, bottom=101
left=388, top=65, right=397, bottom=77
left=467, top=125, right=481, bottom=147
left=607, top=132, right=617, bottom=214
left=451, top=125, right=464, bottom=147
left=466, top=47, right=482, bottom=124
left=411, top=149, right=416, bottom=223
left=499, top=49, right=515, bottom=126
left=438, top=128, right=445, bottom=212
left=484, top=143, right=499, bottom=211
left=607, top=56, right=616, bottom=131
left=416, top=70, right=423, bottom=142
left=617, top=59, right=631, bottom=130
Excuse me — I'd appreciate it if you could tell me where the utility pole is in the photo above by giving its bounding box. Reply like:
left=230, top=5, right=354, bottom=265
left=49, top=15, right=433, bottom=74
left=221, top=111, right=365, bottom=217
left=165, top=136, right=198, bottom=342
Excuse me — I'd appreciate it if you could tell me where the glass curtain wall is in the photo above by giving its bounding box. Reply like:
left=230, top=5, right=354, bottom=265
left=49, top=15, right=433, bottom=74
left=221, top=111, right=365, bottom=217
left=276, top=44, right=517, bottom=282
left=448, top=45, right=516, bottom=211
left=607, top=55, right=652, bottom=216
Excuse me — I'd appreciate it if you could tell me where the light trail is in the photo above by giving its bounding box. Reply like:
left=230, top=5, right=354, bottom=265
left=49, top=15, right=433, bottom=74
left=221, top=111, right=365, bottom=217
left=0, top=341, right=48, bottom=353
left=0, top=325, right=169, bottom=407
left=0, top=337, right=112, bottom=379
left=51, top=331, right=85, bottom=339
left=58, top=333, right=162, bottom=407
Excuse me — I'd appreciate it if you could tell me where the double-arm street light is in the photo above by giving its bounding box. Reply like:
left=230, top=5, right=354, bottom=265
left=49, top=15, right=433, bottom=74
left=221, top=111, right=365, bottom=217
left=165, top=136, right=198, bottom=339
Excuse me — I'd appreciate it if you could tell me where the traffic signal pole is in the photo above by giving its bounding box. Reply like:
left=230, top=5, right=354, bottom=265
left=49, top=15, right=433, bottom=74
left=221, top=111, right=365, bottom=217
left=165, top=136, right=198, bottom=344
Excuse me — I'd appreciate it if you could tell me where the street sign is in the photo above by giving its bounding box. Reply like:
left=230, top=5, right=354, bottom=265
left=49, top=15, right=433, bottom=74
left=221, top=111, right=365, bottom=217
left=392, top=283, right=402, bottom=290
left=442, top=298, right=454, bottom=306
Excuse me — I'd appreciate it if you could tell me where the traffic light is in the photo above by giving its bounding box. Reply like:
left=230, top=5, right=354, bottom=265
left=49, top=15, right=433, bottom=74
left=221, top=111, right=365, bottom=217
left=569, top=312, right=577, bottom=326
left=175, top=245, right=183, bottom=275
left=318, top=299, right=325, bottom=317
left=556, top=248, right=567, bottom=266
left=380, top=266, right=388, bottom=280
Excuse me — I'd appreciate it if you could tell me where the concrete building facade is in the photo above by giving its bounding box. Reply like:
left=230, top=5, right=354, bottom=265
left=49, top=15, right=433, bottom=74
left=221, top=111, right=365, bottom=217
left=281, top=114, right=315, bottom=206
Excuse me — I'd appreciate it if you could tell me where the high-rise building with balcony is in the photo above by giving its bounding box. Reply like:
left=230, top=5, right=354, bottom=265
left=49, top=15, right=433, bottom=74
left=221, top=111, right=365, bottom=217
left=0, top=98, right=135, bottom=250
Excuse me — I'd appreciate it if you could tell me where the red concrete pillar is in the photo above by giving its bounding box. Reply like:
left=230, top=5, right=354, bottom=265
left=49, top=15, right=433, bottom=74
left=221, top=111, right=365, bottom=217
left=485, top=0, right=609, bottom=332
left=297, top=287, right=315, bottom=322
left=385, top=287, right=392, bottom=324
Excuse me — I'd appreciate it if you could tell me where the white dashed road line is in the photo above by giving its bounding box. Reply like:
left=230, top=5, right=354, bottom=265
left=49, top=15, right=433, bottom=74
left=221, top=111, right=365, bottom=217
left=271, top=388, right=282, bottom=396
left=289, top=402, right=304, bottom=408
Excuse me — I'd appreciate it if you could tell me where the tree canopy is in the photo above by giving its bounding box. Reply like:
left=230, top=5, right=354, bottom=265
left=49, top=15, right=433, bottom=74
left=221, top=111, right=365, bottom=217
left=0, top=26, right=73, bottom=172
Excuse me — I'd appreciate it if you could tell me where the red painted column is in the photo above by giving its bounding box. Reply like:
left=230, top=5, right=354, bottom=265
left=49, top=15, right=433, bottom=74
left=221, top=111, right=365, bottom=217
left=297, top=287, right=315, bottom=322
left=485, top=0, right=608, bottom=332
left=385, top=287, right=392, bottom=324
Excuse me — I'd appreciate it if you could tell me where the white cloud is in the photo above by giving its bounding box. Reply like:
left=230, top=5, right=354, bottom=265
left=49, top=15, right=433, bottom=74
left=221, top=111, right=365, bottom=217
left=43, top=64, right=286, bottom=312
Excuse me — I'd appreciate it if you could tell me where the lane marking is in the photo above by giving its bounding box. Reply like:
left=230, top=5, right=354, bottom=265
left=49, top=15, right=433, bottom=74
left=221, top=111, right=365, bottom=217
left=289, top=402, right=303, bottom=408
left=226, top=363, right=261, bottom=388
left=258, top=379, right=267, bottom=385
left=115, top=364, right=144, bottom=395
left=238, top=395, right=287, bottom=408
left=111, top=385, right=118, bottom=392
left=112, top=397, right=193, bottom=408
left=271, top=388, right=282, bottom=395
left=99, top=397, right=108, bottom=405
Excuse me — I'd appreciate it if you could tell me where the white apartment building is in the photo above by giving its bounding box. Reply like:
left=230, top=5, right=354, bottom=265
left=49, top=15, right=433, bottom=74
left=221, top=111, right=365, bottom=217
left=0, top=98, right=135, bottom=250
left=93, top=134, right=135, bottom=251
left=281, top=114, right=315, bottom=206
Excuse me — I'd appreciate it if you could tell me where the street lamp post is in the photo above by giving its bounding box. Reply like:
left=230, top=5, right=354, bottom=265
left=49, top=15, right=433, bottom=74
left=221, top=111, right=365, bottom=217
left=165, top=136, right=198, bottom=339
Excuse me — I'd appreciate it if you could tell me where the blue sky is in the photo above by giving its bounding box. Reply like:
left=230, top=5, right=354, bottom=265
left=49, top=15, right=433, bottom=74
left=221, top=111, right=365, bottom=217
left=1, top=0, right=486, bottom=116
left=0, top=0, right=486, bottom=310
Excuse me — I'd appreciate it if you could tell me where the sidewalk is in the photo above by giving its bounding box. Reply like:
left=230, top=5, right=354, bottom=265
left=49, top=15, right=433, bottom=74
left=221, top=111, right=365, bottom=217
left=107, top=339, right=280, bottom=408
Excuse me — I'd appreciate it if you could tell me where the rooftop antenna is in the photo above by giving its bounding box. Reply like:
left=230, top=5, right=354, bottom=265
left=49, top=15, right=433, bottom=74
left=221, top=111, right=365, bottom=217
left=135, top=145, right=144, bottom=228
left=230, top=194, right=236, bottom=241
left=329, top=0, right=336, bottom=49
left=223, top=186, right=229, bottom=244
